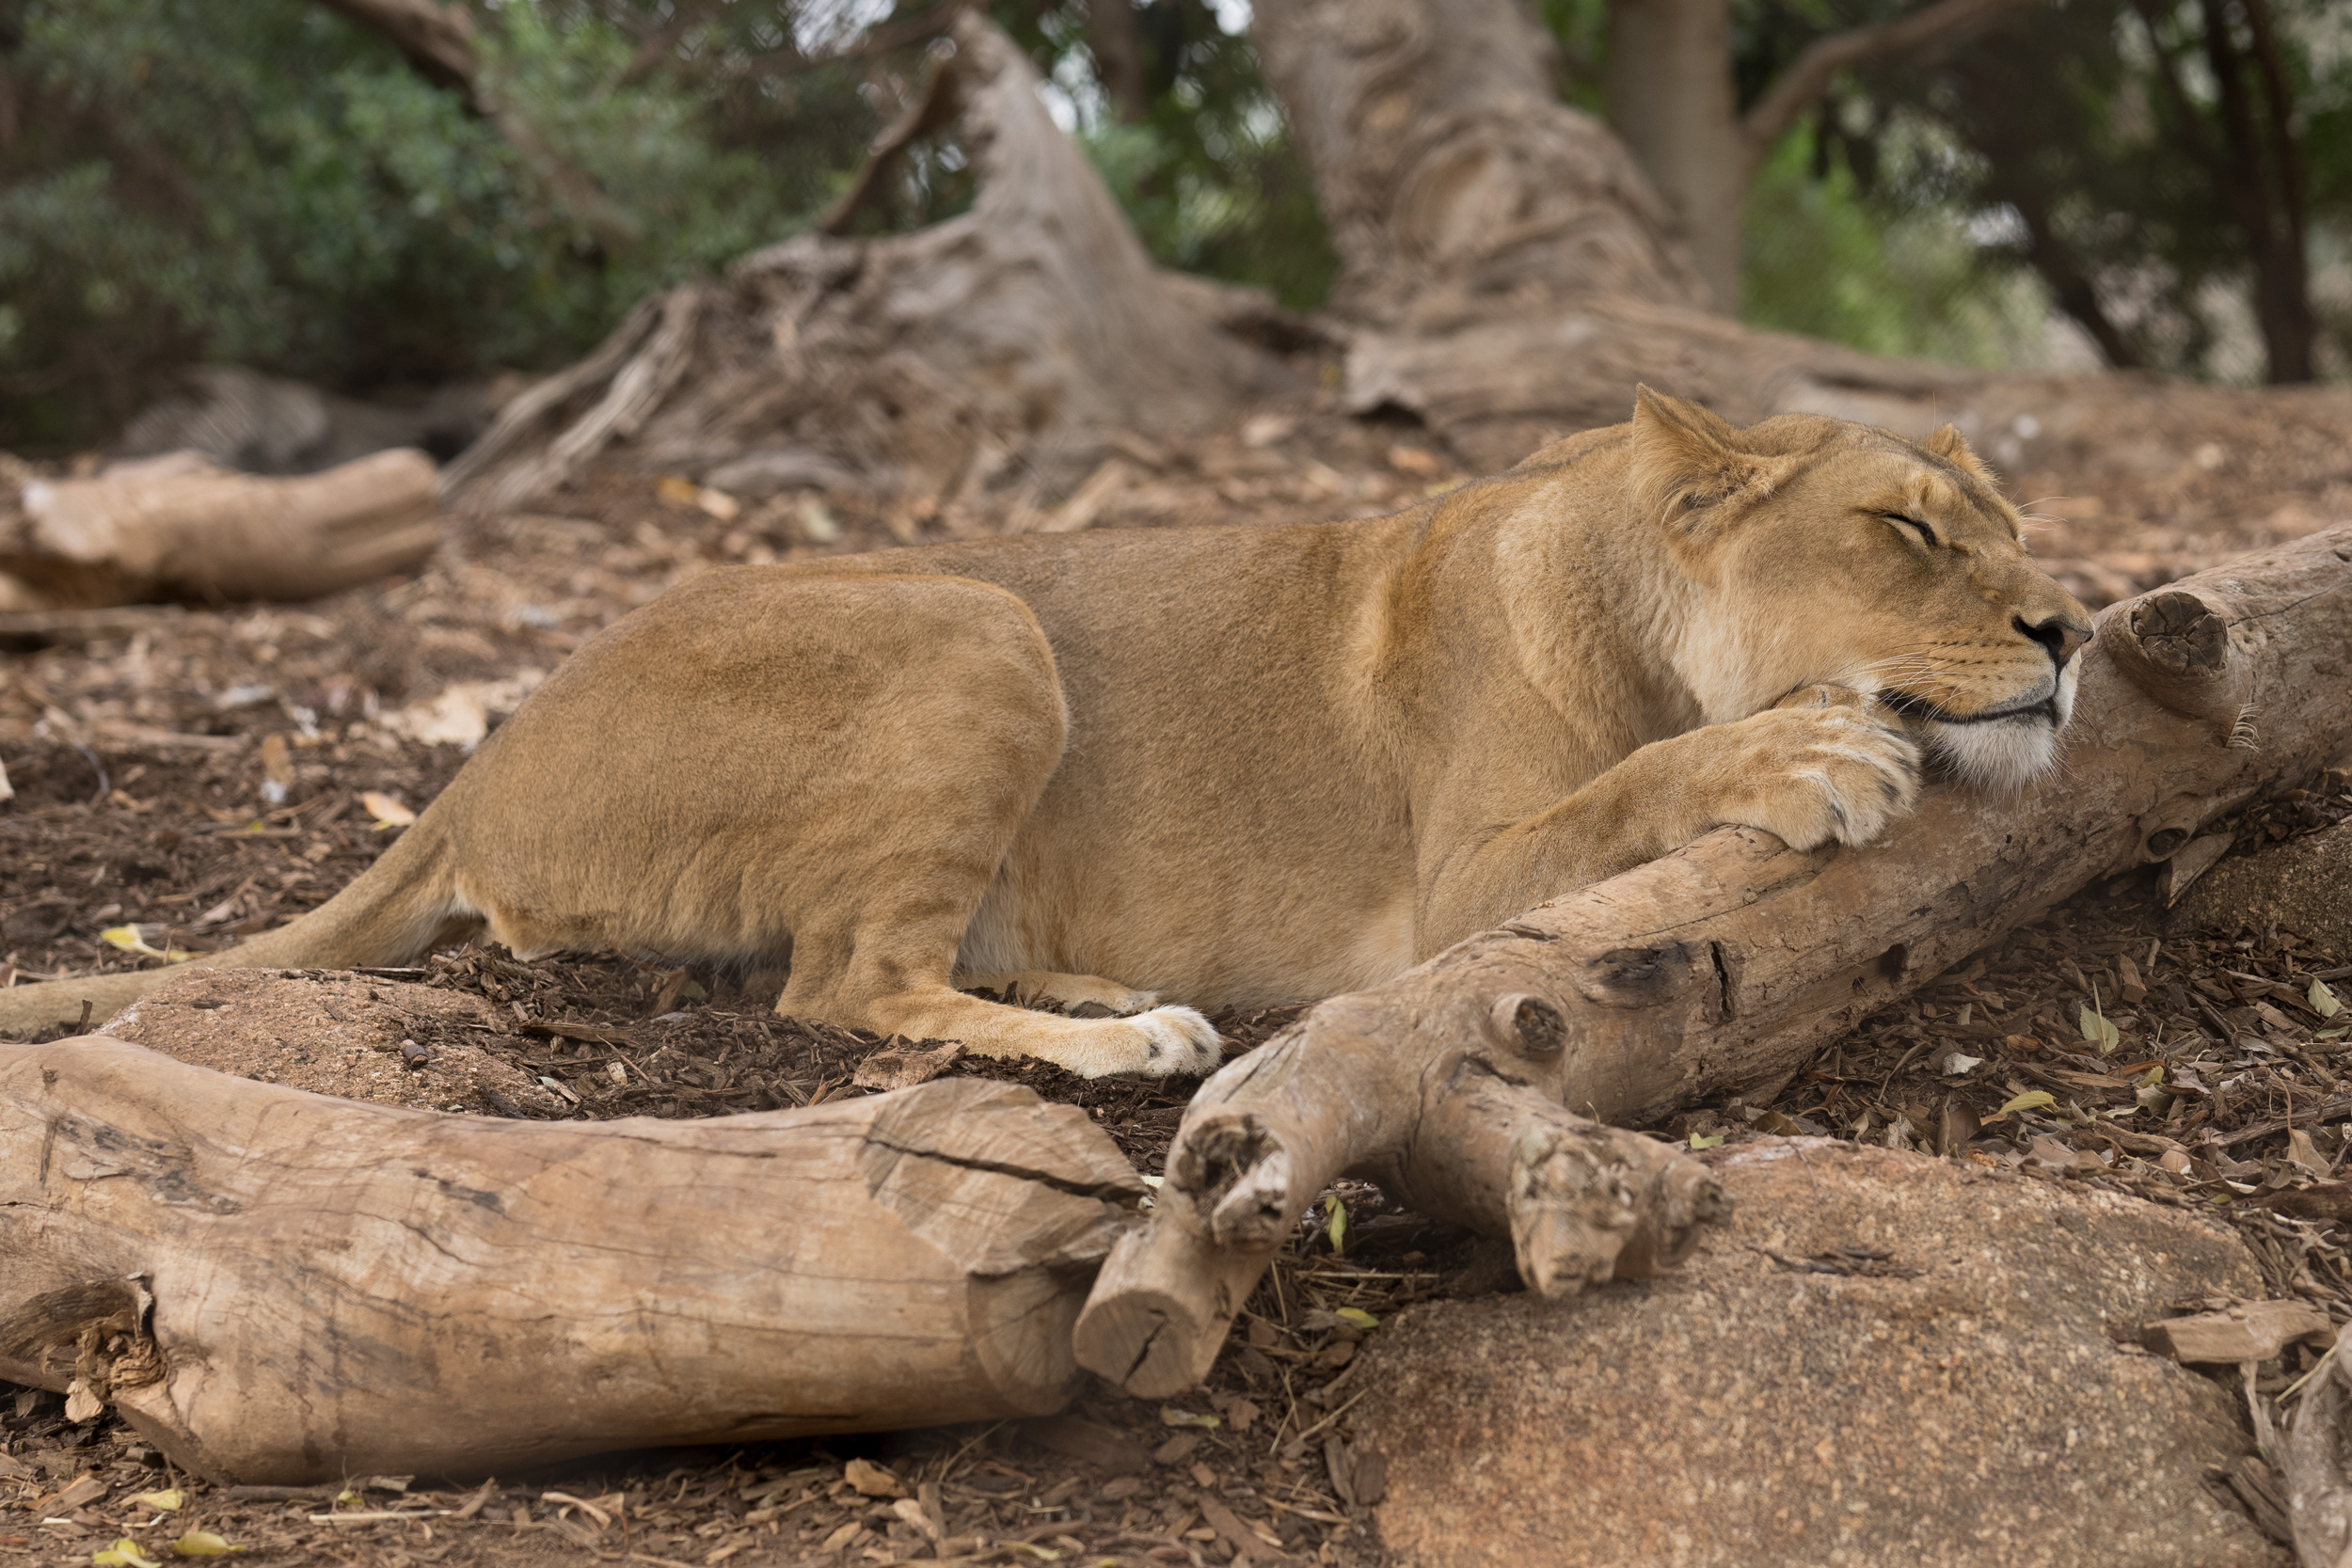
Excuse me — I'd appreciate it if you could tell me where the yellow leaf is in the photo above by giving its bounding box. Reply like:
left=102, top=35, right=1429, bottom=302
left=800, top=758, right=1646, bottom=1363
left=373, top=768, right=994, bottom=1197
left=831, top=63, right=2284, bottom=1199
left=1335, top=1307, right=1380, bottom=1330
left=130, top=1490, right=183, bottom=1512
left=170, top=1532, right=246, bottom=1558
left=2312, top=978, right=2343, bottom=1020
left=2077, top=1003, right=2120, bottom=1053
left=1688, top=1131, right=1724, bottom=1149
left=1324, top=1194, right=1347, bottom=1255
left=1159, top=1406, right=1220, bottom=1430
left=358, top=791, right=416, bottom=829
left=1994, top=1090, right=2057, bottom=1118
left=99, top=927, right=193, bottom=963
left=93, top=1542, right=162, bottom=1568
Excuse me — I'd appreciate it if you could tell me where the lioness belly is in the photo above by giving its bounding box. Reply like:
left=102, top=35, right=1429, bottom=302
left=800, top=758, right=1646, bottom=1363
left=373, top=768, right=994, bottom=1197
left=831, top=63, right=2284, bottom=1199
left=858, top=527, right=1420, bottom=1007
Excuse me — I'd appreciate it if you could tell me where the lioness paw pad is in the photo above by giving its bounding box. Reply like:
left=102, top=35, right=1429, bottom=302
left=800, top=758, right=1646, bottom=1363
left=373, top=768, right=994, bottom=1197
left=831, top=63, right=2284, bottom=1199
left=1133, top=1006, right=1224, bottom=1077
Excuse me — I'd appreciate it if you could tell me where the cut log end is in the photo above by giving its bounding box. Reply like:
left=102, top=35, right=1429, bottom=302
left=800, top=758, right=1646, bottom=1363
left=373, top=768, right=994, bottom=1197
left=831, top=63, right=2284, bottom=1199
left=2100, top=586, right=2249, bottom=723
left=1072, top=1221, right=1276, bottom=1400
left=1168, top=1108, right=1301, bottom=1251
left=1502, top=1108, right=1728, bottom=1297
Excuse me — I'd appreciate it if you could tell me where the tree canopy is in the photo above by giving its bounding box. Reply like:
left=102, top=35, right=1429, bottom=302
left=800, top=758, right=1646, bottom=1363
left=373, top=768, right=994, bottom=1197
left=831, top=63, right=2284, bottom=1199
left=0, top=0, right=2344, bottom=453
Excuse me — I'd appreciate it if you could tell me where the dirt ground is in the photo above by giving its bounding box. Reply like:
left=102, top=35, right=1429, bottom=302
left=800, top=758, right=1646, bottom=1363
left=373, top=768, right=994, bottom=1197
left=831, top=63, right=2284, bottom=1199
left=5, top=380, right=2352, bottom=1566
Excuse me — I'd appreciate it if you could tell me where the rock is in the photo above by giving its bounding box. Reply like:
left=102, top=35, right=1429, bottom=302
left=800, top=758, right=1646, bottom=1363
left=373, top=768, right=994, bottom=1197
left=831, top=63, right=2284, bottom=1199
left=1354, top=1140, right=2282, bottom=1568
left=99, top=967, right=564, bottom=1117
left=2173, top=819, right=2352, bottom=961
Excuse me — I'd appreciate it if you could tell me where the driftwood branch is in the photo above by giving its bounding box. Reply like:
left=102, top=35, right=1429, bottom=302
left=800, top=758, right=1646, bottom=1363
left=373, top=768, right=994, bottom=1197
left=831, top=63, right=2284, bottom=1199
left=0, top=450, right=441, bottom=612
left=1, top=1040, right=1141, bottom=1481
left=1075, top=525, right=2352, bottom=1398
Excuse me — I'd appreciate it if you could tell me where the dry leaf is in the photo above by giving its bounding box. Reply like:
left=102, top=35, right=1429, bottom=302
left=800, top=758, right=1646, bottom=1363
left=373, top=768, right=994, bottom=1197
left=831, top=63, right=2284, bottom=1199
left=64, top=1379, right=103, bottom=1422
left=91, top=1541, right=161, bottom=1568
left=129, top=1490, right=183, bottom=1512
left=358, top=791, right=415, bottom=829
left=842, top=1459, right=904, bottom=1498
left=795, top=497, right=841, bottom=543
left=100, top=926, right=193, bottom=963
left=1993, top=1089, right=2057, bottom=1118
left=2077, top=1003, right=2121, bottom=1053
left=169, top=1533, right=246, bottom=1558
left=2289, top=1129, right=2331, bottom=1179
left=2310, top=977, right=2341, bottom=1020
left=850, top=1039, right=964, bottom=1092
left=257, top=732, right=294, bottom=806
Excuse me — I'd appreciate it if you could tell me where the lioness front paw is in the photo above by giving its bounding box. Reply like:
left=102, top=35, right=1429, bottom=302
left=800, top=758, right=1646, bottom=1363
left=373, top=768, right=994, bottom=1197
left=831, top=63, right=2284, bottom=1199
left=1052, top=1006, right=1225, bottom=1079
left=1705, top=686, right=1921, bottom=851
left=1130, top=1006, right=1225, bottom=1076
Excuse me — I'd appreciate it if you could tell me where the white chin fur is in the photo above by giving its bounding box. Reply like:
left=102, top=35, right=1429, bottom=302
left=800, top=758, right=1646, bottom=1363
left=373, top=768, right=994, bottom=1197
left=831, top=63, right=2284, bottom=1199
left=1925, top=662, right=2076, bottom=791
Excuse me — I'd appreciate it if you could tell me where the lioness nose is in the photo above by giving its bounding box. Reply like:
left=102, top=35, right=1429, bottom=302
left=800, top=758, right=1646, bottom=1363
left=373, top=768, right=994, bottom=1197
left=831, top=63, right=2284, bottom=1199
left=2016, top=614, right=2091, bottom=667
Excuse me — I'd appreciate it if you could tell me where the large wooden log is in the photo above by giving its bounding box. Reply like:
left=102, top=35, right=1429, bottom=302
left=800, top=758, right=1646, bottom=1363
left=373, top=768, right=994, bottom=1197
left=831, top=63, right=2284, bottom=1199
left=1075, top=525, right=2352, bottom=1397
left=0, top=1039, right=1141, bottom=1482
left=0, top=448, right=440, bottom=611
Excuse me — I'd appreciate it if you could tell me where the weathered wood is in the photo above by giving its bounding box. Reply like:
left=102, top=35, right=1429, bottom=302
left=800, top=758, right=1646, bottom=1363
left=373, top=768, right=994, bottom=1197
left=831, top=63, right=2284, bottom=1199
left=1, top=1038, right=1141, bottom=1481
left=1076, top=525, right=2352, bottom=1397
left=2146, top=1300, right=2333, bottom=1365
left=444, top=12, right=1279, bottom=513
left=0, top=449, right=441, bottom=611
left=2287, top=1340, right=2352, bottom=1568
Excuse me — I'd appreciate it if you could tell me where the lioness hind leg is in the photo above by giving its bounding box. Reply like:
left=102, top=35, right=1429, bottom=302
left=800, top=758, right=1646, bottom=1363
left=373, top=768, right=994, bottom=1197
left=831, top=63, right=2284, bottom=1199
left=955, top=970, right=1161, bottom=1015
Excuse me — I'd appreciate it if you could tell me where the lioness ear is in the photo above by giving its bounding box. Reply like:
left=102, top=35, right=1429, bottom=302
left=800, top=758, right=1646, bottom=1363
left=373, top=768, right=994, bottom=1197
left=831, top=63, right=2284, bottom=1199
left=1920, top=422, right=1999, bottom=485
left=1629, top=385, right=1789, bottom=539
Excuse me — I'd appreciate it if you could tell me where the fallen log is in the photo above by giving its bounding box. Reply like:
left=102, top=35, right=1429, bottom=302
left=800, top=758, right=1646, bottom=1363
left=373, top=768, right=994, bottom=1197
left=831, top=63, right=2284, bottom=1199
left=1075, top=524, right=2352, bottom=1397
left=0, top=1039, right=1140, bottom=1481
left=0, top=448, right=440, bottom=612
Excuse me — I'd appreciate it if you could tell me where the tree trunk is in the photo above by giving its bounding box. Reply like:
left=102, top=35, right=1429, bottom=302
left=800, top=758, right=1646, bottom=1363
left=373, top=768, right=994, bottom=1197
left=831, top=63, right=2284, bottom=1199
left=445, top=12, right=1281, bottom=515
left=1075, top=525, right=2352, bottom=1396
left=1087, top=0, right=1153, bottom=124
left=1248, top=0, right=2007, bottom=470
left=0, top=1045, right=1139, bottom=1482
left=1605, top=0, right=1744, bottom=311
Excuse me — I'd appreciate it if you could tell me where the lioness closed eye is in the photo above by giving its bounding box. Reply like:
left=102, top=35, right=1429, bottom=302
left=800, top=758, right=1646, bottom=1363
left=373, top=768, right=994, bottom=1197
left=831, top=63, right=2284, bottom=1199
left=1, top=390, right=2091, bottom=1076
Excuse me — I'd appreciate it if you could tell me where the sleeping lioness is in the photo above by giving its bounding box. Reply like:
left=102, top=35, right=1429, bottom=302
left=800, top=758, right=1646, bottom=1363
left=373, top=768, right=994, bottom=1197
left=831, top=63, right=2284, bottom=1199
left=0, top=390, right=2091, bottom=1074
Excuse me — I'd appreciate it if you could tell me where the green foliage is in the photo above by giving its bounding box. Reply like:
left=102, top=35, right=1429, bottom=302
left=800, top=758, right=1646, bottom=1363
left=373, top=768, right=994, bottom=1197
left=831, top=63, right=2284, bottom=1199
left=0, top=0, right=871, bottom=451
left=1741, top=122, right=2053, bottom=368
left=1784, top=0, right=2352, bottom=382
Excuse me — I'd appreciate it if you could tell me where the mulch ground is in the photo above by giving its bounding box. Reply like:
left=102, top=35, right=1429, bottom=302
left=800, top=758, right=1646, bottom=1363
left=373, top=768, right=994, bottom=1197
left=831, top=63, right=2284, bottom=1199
left=5, top=386, right=2352, bottom=1565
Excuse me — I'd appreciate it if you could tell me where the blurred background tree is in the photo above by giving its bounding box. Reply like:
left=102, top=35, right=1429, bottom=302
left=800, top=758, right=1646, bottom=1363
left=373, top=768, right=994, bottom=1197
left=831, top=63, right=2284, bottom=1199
left=0, top=0, right=2344, bottom=455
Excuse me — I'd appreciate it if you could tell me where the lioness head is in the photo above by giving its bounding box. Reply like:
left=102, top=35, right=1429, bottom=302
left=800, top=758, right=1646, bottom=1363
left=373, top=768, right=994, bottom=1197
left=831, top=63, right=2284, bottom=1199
left=1629, top=387, right=2093, bottom=790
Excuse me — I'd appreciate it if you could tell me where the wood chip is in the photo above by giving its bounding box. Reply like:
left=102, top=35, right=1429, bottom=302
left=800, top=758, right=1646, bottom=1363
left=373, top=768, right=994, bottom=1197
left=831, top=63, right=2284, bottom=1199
left=2145, top=1299, right=2334, bottom=1363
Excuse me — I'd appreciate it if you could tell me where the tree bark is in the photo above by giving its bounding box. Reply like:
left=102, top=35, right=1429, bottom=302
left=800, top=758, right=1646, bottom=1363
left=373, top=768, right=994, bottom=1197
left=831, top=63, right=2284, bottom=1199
left=0, top=1045, right=1140, bottom=1482
left=1074, top=525, right=2352, bottom=1397
left=444, top=12, right=1280, bottom=514
left=1249, top=0, right=2008, bottom=470
left=1605, top=0, right=1744, bottom=311
left=0, top=449, right=441, bottom=612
